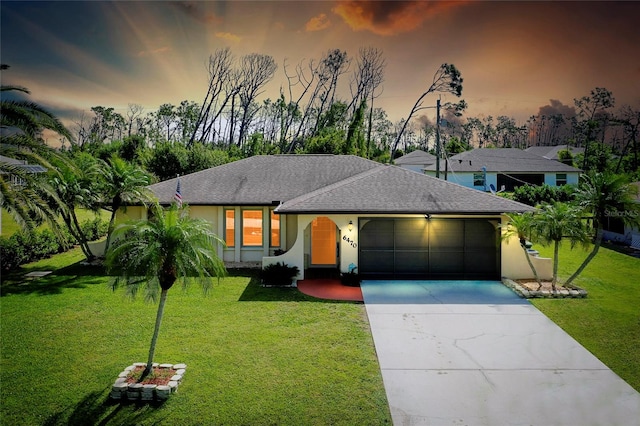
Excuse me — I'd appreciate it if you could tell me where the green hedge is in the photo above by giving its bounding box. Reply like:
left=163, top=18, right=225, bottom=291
left=0, top=218, right=108, bottom=271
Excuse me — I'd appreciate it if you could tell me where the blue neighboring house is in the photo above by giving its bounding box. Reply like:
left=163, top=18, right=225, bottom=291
left=424, top=148, right=581, bottom=191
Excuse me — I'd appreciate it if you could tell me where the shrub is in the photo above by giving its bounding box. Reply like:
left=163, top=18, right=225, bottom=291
left=80, top=217, right=108, bottom=241
left=259, top=262, right=300, bottom=287
left=511, top=184, right=577, bottom=206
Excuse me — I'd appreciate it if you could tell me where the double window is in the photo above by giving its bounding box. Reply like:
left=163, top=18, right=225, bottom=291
left=556, top=173, right=567, bottom=186
left=224, top=208, right=280, bottom=248
left=473, top=173, right=485, bottom=187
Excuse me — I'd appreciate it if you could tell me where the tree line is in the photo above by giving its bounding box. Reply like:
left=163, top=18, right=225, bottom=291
left=60, top=47, right=638, bottom=176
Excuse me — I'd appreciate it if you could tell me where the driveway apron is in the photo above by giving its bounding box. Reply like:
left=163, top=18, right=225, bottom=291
left=361, top=280, right=640, bottom=426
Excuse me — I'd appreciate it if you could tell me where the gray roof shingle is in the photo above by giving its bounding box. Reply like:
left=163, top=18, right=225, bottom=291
left=148, top=154, right=534, bottom=214
left=276, top=164, right=534, bottom=214
left=394, top=150, right=436, bottom=165
left=424, top=148, right=581, bottom=173
left=148, top=155, right=381, bottom=205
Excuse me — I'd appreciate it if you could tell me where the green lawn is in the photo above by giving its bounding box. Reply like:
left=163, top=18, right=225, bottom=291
left=1, top=208, right=110, bottom=237
left=1, top=250, right=391, bottom=425
left=531, top=242, right=640, bottom=392
left=2, top=243, right=639, bottom=425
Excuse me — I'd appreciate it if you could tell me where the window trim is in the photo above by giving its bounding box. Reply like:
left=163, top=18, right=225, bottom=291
left=241, top=209, right=263, bottom=247
left=269, top=209, right=281, bottom=248
left=224, top=209, right=235, bottom=248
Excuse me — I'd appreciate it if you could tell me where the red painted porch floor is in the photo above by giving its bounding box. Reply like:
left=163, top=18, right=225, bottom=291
left=297, top=279, right=364, bottom=302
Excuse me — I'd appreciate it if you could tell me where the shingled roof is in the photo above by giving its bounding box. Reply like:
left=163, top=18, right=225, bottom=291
left=148, top=155, right=380, bottom=205
left=424, top=148, right=581, bottom=173
left=276, top=164, right=534, bottom=214
left=394, top=150, right=436, bottom=165
left=147, top=154, right=533, bottom=214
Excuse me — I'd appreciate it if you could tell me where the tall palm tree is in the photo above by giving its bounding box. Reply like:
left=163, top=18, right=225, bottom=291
left=98, top=156, right=156, bottom=252
left=105, top=204, right=226, bottom=378
left=48, top=159, right=102, bottom=260
left=500, top=212, right=542, bottom=289
left=533, top=202, right=591, bottom=291
left=1, top=74, right=73, bottom=232
left=565, top=172, right=640, bottom=286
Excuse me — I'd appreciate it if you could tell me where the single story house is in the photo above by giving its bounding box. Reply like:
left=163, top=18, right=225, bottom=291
left=394, top=150, right=436, bottom=173
left=119, top=155, right=550, bottom=282
left=602, top=182, right=640, bottom=249
left=525, top=145, right=584, bottom=162
left=424, top=148, right=581, bottom=191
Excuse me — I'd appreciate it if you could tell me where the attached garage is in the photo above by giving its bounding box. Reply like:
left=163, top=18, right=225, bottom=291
left=358, top=218, right=500, bottom=280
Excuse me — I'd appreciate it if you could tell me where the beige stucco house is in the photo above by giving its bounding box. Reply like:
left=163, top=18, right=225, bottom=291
left=119, top=155, right=551, bottom=283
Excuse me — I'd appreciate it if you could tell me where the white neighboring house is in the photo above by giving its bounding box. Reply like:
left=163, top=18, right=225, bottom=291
left=525, top=144, right=585, bottom=161
left=602, top=182, right=640, bottom=249
left=424, top=148, right=581, bottom=191
left=394, top=150, right=436, bottom=173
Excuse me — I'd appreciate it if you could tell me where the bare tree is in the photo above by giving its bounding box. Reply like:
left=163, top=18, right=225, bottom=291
left=390, top=64, right=463, bottom=160
left=189, top=48, right=240, bottom=146
left=125, top=104, right=144, bottom=138
left=236, top=53, right=277, bottom=147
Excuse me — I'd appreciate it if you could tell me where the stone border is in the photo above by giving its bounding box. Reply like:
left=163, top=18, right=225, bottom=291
left=110, top=362, right=186, bottom=402
left=502, top=278, right=588, bottom=299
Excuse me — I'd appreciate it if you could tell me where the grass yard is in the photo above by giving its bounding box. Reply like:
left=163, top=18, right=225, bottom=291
left=531, top=242, right=640, bottom=392
left=1, top=250, right=391, bottom=425
left=1, top=208, right=110, bottom=237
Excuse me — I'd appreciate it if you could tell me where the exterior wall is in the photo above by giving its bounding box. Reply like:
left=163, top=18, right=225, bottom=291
left=429, top=171, right=579, bottom=191
left=544, top=172, right=580, bottom=186
left=262, top=214, right=357, bottom=281
left=500, top=215, right=552, bottom=280
left=90, top=206, right=148, bottom=257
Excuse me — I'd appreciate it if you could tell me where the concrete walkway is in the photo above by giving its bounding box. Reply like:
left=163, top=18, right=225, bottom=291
left=361, top=281, right=640, bottom=426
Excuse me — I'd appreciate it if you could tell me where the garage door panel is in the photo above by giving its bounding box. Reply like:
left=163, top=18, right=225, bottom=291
left=465, top=251, right=498, bottom=273
left=395, top=251, right=429, bottom=273
left=360, top=220, right=394, bottom=249
left=429, top=252, right=465, bottom=273
left=395, top=220, right=429, bottom=249
left=360, top=250, right=394, bottom=273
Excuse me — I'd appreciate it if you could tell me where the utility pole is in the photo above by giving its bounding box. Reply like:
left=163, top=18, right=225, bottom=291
left=435, top=97, right=441, bottom=178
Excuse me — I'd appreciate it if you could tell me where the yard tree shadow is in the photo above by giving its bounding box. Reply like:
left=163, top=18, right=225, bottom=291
left=0, top=261, right=106, bottom=297
left=43, top=388, right=163, bottom=426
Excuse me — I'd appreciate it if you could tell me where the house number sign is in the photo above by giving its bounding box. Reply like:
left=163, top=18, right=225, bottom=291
left=343, top=235, right=357, bottom=248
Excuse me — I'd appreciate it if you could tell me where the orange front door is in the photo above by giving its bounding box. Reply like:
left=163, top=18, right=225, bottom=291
left=311, top=217, right=337, bottom=266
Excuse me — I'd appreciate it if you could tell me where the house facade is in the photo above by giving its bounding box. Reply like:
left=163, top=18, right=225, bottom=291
left=424, top=148, right=581, bottom=191
left=121, top=155, right=550, bottom=282
left=602, top=182, right=640, bottom=249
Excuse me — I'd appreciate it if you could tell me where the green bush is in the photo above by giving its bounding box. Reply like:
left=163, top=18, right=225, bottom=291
left=259, top=262, right=300, bottom=286
left=80, top=217, right=108, bottom=241
left=0, top=218, right=107, bottom=271
left=511, top=184, right=577, bottom=206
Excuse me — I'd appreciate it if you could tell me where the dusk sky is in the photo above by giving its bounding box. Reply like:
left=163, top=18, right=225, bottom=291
left=2, top=0, right=639, bottom=138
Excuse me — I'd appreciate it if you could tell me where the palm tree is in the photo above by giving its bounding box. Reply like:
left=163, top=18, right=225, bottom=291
left=533, top=202, right=591, bottom=291
left=98, top=156, right=156, bottom=252
left=1, top=72, right=73, bottom=232
left=48, top=158, right=102, bottom=260
left=500, top=212, right=542, bottom=289
left=105, top=204, right=226, bottom=378
left=565, top=172, right=640, bottom=286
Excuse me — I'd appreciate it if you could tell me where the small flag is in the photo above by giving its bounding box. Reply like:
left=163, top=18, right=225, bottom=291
left=174, top=178, right=182, bottom=208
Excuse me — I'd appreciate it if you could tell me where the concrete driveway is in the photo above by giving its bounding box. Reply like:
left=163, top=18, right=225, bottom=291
left=361, top=280, right=640, bottom=426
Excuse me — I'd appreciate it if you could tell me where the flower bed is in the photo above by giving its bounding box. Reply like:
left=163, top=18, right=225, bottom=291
left=110, top=362, right=186, bottom=401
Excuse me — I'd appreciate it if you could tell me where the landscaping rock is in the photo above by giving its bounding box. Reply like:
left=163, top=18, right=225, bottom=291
left=156, top=385, right=171, bottom=400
